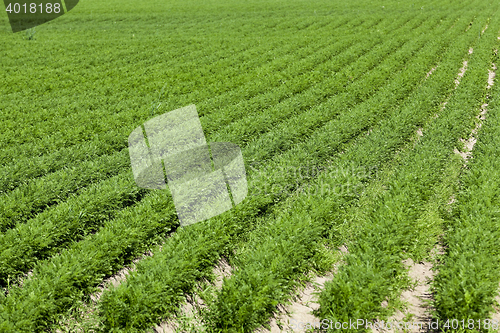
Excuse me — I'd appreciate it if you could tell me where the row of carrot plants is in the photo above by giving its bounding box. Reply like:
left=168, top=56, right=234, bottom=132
left=200, top=11, right=483, bottom=332
left=198, top=16, right=390, bottom=138
left=0, top=10, right=416, bottom=267
left=93, top=11, right=463, bottom=331
left=0, top=11, right=421, bottom=215
left=3, top=0, right=450, bottom=162
left=0, top=148, right=131, bottom=232
left=432, top=32, right=500, bottom=327
left=0, top=14, right=356, bottom=163
left=0, top=16, right=377, bottom=194
left=0, top=11, right=436, bottom=290
left=0, top=12, right=449, bottom=331
left=0, top=171, right=148, bottom=287
left=315, top=13, right=499, bottom=331
left=210, top=15, right=426, bottom=146
left=0, top=16, right=376, bottom=233
left=0, top=190, right=179, bottom=332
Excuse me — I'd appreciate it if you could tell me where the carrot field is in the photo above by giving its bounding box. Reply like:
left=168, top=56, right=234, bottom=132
left=1, top=0, right=500, bottom=332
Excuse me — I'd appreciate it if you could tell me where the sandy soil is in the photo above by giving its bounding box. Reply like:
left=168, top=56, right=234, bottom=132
left=372, top=247, right=443, bottom=333
left=425, top=67, right=437, bottom=79
left=454, top=63, right=496, bottom=161
left=452, top=62, right=499, bottom=323
left=154, top=258, right=233, bottom=333
left=259, top=274, right=334, bottom=333
left=492, top=281, right=500, bottom=323
left=256, top=245, right=348, bottom=333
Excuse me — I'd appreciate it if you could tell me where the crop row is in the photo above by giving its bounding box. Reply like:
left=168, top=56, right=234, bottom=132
left=0, top=11, right=436, bottom=289
left=0, top=148, right=132, bottom=232
left=2, top=13, right=419, bottom=183
left=432, top=31, right=500, bottom=325
left=197, top=17, right=392, bottom=138
left=316, top=13, right=499, bottom=331
left=94, top=11, right=464, bottom=331
left=1, top=6, right=338, bottom=99
left=0, top=171, right=148, bottom=287
left=201, top=11, right=486, bottom=332
left=0, top=11, right=452, bottom=331
left=0, top=190, right=178, bottom=332
left=0, top=16, right=382, bottom=194
left=0, top=10, right=420, bottom=267
left=210, top=15, right=427, bottom=147
left=0, top=14, right=359, bottom=163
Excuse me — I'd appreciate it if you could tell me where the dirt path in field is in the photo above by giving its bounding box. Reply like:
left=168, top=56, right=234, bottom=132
left=432, top=58, right=469, bottom=120
left=54, top=249, right=156, bottom=332
left=490, top=33, right=500, bottom=322
left=453, top=61, right=499, bottom=324
left=373, top=48, right=488, bottom=333
left=91, top=249, right=156, bottom=303
left=484, top=61, right=499, bottom=322
left=257, top=57, right=469, bottom=332
left=154, top=258, right=233, bottom=333
left=254, top=245, right=348, bottom=333
left=402, top=59, right=498, bottom=332
left=454, top=62, right=496, bottom=161
left=493, top=281, right=500, bottom=323
left=372, top=246, right=444, bottom=333
left=160, top=57, right=500, bottom=333
left=263, top=274, right=334, bottom=332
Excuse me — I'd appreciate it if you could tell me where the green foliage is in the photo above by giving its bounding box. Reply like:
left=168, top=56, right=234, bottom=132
left=0, top=172, right=147, bottom=287
left=317, top=10, right=500, bottom=331
left=432, top=19, right=500, bottom=326
left=0, top=149, right=132, bottom=232
left=1, top=0, right=500, bottom=331
left=0, top=191, right=178, bottom=332
left=94, top=11, right=458, bottom=332
left=202, top=11, right=475, bottom=332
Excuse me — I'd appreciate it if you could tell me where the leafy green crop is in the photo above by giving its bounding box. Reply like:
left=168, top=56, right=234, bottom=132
left=432, top=20, right=500, bottom=327
left=1, top=0, right=500, bottom=332
left=96, top=9, right=470, bottom=332
left=316, top=9, right=500, bottom=332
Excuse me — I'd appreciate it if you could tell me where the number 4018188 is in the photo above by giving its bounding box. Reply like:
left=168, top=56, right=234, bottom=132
left=5, top=3, right=61, bottom=14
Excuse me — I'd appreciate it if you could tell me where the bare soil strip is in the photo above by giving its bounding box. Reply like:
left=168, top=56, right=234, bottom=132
left=454, top=62, right=497, bottom=161
left=483, top=61, right=500, bottom=322
left=432, top=58, right=469, bottom=120
left=371, top=51, right=481, bottom=333
left=425, top=66, right=437, bottom=79
left=493, top=280, right=500, bottom=323
left=254, top=56, right=472, bottom=332
left=255, top=245, right=348, bottom=333
left=492, top=44, right=500, bottom=322
left=264, top=275, right=334, bottom=333
left=372, top=245, right=445, bottom=333
left=441, top=61, right=497, bottom=326
left=154, top=258, right=233, bottom=333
